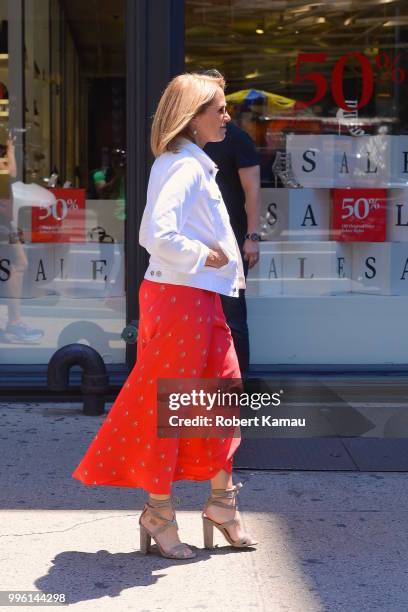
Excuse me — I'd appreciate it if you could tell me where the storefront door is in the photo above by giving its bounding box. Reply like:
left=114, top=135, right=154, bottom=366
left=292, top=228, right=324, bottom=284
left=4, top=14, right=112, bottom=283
left=0, top=0, right=185, bottom=389
left=0, top=0, right=127, bottom=373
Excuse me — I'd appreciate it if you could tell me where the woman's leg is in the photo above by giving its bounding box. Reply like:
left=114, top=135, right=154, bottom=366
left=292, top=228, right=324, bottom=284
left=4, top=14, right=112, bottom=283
left=149, top=493, right=172, bottom=500
left=210, top=468, right=233, bottom=490
left=207, top=470, right=249, bottom=542
left=204, top=294, right=250, bottom=541
left=140, top=490, right=194, bottom=557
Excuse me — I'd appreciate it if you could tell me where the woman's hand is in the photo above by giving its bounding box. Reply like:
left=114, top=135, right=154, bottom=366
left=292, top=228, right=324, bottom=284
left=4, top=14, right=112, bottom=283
left=205, top=247, right=229, bottom=268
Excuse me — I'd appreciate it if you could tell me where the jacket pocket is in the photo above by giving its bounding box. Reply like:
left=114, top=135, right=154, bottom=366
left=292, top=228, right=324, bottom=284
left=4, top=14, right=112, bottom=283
left=208, top=198, right=235, bottom=253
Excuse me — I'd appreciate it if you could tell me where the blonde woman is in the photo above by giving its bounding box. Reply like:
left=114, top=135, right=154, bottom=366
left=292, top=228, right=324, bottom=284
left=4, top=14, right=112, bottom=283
left=72, top=72, right=257, bottom=559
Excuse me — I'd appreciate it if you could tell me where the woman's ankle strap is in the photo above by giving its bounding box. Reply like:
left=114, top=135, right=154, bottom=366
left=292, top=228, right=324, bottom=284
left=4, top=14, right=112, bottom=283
left=210, top=482, right=243, bottom=499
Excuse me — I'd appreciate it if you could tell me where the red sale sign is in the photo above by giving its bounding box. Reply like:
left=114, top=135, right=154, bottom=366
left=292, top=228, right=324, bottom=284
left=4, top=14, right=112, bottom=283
left=31, top=188, right=86, bottom=243
left=331, top=188, right=387, bottom=241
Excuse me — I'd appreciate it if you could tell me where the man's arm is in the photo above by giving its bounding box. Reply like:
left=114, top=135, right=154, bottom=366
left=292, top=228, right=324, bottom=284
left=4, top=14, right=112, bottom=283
left=95, top=171, right=123, bottom=198
left=238, top=165, right=261, bottom=268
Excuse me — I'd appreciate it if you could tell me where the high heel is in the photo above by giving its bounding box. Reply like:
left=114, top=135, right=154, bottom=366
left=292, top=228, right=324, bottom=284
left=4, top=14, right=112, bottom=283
left=139, top=496, right=196, bottom=560
left=202, top=516, right=214, bottom=549
left=201, top=482, right=258, bottom=549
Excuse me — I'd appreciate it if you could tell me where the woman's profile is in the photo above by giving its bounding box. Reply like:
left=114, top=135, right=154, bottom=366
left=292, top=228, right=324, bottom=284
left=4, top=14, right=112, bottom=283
left=72, top=71, right=257, bottom=559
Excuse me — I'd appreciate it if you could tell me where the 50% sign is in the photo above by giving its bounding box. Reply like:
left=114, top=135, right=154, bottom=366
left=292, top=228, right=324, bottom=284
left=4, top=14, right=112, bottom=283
left=341, top=196, right=382, bottom=221
left=32, top=188, right=86, bottom=243
left=37, top=196, right=79, bottom=222
left=295, top=51, right=406, bottom=111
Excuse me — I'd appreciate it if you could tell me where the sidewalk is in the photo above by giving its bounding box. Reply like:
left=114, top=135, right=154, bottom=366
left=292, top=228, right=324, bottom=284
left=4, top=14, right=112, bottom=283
left=1, top=400, right=408, bottom=612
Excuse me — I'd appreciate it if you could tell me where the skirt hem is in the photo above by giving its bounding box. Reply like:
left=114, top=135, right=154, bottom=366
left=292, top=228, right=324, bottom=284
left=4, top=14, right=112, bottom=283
left=71, top=458, right=234, bottom=494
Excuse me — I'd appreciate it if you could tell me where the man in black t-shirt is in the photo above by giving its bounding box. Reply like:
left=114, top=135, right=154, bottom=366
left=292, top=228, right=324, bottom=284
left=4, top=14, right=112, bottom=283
left=204, top=121, right=261, bottom=378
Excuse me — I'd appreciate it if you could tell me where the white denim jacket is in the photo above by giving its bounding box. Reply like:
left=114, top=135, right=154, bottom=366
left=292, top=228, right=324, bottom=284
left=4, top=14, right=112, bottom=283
left=139, top=138, right=245, bottom=297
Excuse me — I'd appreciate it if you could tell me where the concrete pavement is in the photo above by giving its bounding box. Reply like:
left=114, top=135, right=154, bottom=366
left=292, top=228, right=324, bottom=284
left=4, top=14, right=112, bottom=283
left=1, top=400, right=408, bottom=612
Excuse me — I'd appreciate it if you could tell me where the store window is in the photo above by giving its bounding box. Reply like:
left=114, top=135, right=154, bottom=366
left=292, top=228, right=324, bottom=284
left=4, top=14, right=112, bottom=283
left=186, top=0, right=408, bottom=365
left=0, top=0, right=126, bottom=365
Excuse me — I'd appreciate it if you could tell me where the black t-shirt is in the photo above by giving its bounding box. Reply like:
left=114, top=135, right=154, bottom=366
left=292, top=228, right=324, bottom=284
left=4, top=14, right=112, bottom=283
left=204, top=122, right=259, bottom=245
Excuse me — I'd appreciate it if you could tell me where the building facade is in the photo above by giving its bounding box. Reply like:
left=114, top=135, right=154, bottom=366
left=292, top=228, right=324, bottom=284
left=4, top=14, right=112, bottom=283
left=1, top=0, right=408, bottom=390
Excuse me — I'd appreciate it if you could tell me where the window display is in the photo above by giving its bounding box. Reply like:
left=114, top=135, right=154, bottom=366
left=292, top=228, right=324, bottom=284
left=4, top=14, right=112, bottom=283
left=186, top=0, right=408, bottom=364
left=0, top=0, right=126, bottom=364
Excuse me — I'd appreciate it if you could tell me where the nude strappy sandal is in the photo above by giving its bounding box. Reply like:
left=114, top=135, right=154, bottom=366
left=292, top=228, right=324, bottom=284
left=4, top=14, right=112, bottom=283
left=139, top=496, right=196, bottom=560
left=202, top=482, right=258, bottom=549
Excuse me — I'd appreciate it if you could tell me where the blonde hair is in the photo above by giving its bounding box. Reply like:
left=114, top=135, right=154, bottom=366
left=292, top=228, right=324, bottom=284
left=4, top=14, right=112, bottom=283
left=150, top=72, right=225, bottom=157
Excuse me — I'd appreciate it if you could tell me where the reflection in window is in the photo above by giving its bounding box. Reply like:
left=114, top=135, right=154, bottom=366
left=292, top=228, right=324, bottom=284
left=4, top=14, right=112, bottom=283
left=0, top=0, right=126, bottom=364
left=186, top=0, right=408, bottom=365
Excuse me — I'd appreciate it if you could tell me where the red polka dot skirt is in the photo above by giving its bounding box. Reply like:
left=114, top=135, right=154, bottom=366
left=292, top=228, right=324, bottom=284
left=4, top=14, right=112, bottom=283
left=71, top=279, right=242, bottom=494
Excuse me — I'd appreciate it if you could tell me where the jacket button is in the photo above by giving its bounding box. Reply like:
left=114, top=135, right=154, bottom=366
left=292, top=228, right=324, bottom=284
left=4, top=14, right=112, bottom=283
left=150, top=270, right=154, bottom=276
left=156, top=271, right=162, bottom=277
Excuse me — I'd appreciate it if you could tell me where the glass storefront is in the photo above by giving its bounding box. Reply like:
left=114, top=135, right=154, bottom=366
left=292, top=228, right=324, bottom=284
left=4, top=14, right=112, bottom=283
left=186, top=0, right=408, bottom=365
left=2, top=0, right=408, bottom=385
left=0, top=0, right=126, bottom=365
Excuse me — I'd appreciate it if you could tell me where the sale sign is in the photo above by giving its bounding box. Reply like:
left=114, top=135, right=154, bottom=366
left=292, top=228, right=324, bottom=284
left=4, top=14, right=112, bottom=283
left=31, top=188, right=86, bottom=243
left=294, top=51, right=405, bottom=111
left=331, top=189, right=387, bottom=241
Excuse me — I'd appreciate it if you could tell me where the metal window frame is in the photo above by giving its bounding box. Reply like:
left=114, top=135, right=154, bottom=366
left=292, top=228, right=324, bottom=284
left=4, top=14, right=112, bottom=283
left=125, top=0, right=184, bottom=369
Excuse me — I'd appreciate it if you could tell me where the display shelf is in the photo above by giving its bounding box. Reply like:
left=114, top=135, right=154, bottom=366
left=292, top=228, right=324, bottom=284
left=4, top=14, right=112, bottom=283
left=0, top=54, right=8, bottom=62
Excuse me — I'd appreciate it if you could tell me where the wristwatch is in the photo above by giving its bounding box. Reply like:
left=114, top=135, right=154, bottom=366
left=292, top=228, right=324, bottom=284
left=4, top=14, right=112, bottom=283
left=245, top=232, right=262, bottom=242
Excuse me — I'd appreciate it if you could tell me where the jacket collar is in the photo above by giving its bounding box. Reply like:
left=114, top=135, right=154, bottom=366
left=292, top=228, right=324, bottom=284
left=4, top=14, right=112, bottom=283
left=177, top=137, right=218, bottom=176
